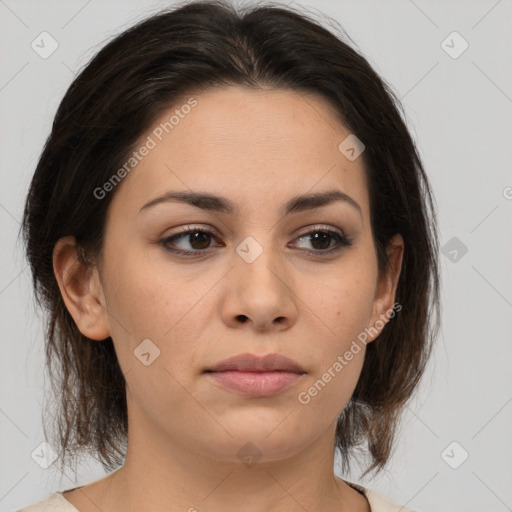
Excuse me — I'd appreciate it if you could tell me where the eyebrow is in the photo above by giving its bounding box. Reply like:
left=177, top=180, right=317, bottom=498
left=138, top=189, right=362, bottom=219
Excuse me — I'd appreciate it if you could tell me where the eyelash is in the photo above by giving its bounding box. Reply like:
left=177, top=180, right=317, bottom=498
left=159, top=224, right=353, bottom=257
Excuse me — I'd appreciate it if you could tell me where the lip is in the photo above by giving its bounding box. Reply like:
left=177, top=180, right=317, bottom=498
left=206, top=370, right=303, bottom=397
left=204, top=353, right=306, bottom=397
left=206, top=353, right=306, bottom=373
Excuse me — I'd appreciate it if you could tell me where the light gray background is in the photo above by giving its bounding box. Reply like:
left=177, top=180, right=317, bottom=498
left=1, top=0, right=511, bottom=511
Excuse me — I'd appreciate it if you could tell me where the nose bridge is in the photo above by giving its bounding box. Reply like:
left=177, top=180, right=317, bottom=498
left=221, top=229, right=299, bottom=330
left=234, top=232, right=285, bottom=291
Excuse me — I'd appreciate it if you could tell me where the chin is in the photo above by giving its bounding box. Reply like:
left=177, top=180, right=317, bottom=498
left=198, top=425, right=311, bottom=465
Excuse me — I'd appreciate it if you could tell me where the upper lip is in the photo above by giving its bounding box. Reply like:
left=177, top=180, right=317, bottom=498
left=205, top=353, right=305, bottom=374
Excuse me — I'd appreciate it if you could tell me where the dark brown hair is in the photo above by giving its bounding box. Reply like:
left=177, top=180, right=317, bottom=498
left=21, top=0, right=440, bottom=479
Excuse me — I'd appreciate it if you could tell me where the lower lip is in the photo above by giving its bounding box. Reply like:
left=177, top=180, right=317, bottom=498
left=206, top=370, right=303, bottom=397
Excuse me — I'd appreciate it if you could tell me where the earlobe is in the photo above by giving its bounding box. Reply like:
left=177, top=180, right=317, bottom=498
left=53, top=235, right=111, bottom=341
left=367, top=233, right=404, bottom=343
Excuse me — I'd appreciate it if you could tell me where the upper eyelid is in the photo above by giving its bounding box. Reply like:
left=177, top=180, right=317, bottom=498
left=296, top=224, right=345, bottom=236
left=166, top=223, right=346, bottom=239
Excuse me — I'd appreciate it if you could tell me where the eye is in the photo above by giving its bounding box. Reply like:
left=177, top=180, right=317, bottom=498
left=292, top=225, right=353, bottom=256
left=159, top=224, right=353, bottom=257
left=159, top=225, right=220, bottom=255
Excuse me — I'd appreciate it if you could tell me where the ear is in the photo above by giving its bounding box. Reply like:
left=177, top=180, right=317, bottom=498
left=53, top=235, right=111, bottom=341
left=366, top=233, right=404, bottom=343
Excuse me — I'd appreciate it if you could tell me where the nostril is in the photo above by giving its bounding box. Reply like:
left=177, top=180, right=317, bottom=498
left=237, top=315, right=248, bottom=323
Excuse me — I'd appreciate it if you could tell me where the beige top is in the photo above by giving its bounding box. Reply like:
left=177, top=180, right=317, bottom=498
left=17, top=481, right=418, bottom=511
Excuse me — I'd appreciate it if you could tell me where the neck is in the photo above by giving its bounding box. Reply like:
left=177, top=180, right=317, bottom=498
left=68, top=393, right=370, bottom=512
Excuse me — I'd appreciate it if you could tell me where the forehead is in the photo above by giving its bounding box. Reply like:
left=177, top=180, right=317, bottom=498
left=110, top=86, right=370, bottom=219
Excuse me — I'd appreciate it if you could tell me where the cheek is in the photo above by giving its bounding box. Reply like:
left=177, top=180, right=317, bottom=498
left=102, top=244, right=202, bottom=336
left=101, top=248, right=222, bottom=376
left=301, top=262, right=376, bottom=340
left=295, top=346, right=365, bottom=433
left=292, top=270, right=374, bottom=419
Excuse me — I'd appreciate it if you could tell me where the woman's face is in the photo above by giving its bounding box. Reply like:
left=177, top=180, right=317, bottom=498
left=72, top=86, right=403, bottom=464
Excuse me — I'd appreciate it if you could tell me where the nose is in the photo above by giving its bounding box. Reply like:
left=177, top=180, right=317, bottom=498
left=220, top=239, right=298, bottom=332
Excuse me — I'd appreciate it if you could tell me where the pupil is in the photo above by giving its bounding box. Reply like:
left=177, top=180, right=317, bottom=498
left=190, top=231, right=210, bottom=249
left=311, top=232, right=330, bottom=250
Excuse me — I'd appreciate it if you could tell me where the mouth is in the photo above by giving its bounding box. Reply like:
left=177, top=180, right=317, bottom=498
left=205, top=352, right=306, bottom=373
left=204, top=353, right=306, bottom=397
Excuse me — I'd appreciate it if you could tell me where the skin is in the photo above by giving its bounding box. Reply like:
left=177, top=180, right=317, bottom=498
left=53, top=85, right=403, bottom=512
